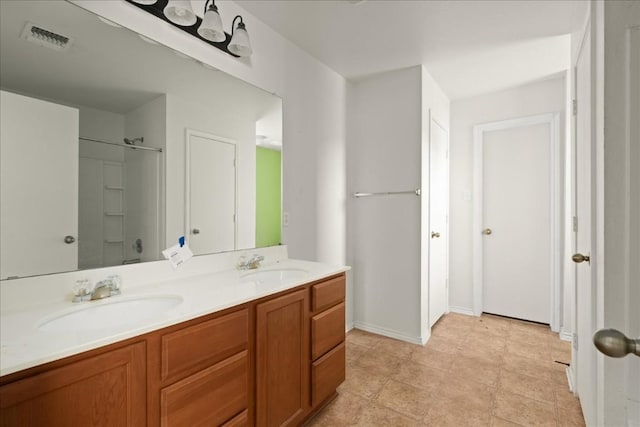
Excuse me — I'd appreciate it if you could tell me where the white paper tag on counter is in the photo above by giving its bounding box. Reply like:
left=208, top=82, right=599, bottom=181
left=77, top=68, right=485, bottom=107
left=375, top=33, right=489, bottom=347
left=162, top=243, right=193, bottom=269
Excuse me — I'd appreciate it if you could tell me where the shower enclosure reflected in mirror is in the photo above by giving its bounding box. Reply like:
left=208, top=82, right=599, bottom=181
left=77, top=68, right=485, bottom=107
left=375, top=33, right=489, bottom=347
left=0, top=0, right=282, bottom=280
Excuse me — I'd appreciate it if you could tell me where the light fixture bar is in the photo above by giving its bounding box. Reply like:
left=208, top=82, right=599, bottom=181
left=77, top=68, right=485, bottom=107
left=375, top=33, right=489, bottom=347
left=125, top=0, right=241, bottom=58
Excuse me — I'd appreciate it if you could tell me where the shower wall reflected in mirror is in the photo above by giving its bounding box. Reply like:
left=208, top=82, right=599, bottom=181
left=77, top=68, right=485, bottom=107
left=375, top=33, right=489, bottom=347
left=78, top=137, right=162, bottom=270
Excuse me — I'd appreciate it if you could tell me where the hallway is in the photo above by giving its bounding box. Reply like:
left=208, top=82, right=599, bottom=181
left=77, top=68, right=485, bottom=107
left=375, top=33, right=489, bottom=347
left=307, top=313, right=585, bottom=426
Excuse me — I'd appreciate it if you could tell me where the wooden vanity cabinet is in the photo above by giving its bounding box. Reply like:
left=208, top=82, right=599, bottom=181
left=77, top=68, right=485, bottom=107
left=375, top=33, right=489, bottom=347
left=154, top=307, right=251, bottom=427
left=0, top=272, right=347, bottom=427
left=256, top=289, right=309, bottom=427
left=0, top=341, right=146, bottom=427
left=309, top=275, right=346, bottom=408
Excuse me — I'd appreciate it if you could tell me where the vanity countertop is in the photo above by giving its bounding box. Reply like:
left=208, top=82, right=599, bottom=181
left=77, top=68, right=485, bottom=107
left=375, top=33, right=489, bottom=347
left=0, top=257, right=348, bottom=378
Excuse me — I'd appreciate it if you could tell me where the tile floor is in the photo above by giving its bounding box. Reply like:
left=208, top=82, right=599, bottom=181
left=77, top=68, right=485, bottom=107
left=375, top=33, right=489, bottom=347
left=305, top=313, right=586, bottom=427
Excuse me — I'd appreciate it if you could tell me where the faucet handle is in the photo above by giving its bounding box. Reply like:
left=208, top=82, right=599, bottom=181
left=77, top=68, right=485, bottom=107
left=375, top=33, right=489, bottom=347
left=72, top=279, right=92, bottom=302
left=107, top=275, right=122, bottom=294
left=237, top=255, right=248, bottom=270
left=249, top=254, right=264, bottom=268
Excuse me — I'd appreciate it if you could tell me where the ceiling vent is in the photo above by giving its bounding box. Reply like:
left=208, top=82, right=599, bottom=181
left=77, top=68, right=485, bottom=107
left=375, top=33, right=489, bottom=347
left=21, top=22, right=73, bottom=51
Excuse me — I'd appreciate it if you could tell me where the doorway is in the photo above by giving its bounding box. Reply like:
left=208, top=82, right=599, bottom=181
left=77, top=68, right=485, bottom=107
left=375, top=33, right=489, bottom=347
left=428, top=115, right=449, bottom=327
left=573, top=3, right=640, bottom=425
left=185, top=129, right=237, bottom=255
left=472, top=113, right=561, bottom=328
left=0, top=90, right=79, bottom=279
left=573, top=22, right=597, bottom=426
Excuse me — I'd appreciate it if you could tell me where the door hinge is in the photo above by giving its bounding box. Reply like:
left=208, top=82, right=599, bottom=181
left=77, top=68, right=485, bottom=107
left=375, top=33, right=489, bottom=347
left=573, top=333, right=578, bottom=351
left=572, top=99, right=577, bottom=116
left=573, top=216, right=578, bottom=232
left=233, top=214, right=236, bottom=222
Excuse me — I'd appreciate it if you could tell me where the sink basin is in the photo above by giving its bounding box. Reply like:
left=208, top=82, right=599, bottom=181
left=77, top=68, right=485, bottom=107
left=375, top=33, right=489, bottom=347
left=241, top=268, right=309, bottom=284
left=38, top=295, right=183, bottom=332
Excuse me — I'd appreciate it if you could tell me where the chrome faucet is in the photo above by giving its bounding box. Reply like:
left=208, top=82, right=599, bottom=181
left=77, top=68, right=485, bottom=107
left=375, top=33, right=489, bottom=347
left=237, top=254, right=264, bottom=270
left=73, top=275, right=122, bottom=302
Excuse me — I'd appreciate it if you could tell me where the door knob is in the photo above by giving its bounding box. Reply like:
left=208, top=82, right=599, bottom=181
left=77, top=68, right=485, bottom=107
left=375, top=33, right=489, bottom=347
left=64, top=235, right=76, bottom=244
left=431, top=231, right=440, bottom=239
left=192, top=228, right=200, bottom=235
left=482, top=228, right=492, bottom=235
left=572, top=253, right=590, bottom=263
left=593, top=329, right=639, bottom=358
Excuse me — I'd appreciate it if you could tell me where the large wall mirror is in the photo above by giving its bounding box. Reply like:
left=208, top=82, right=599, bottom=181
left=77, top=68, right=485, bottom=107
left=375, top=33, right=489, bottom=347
left=0, top=0, right=283, bottom=280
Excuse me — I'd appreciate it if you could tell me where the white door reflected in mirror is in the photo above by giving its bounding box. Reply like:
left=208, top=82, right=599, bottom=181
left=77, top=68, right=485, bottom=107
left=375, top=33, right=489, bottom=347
left=0, top=91, right=79, bottom=279
left=186, top=130, right=237, bottom=255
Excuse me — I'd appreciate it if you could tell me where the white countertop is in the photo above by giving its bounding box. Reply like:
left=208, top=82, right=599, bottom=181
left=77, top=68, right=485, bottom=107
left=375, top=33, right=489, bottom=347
left=0, top=256, right=348, bottom=377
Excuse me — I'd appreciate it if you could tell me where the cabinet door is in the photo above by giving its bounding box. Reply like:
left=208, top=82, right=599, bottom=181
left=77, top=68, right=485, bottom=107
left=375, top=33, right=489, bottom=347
left=0, top=342, right=145, bottom=427
left=256, top=289, right=309, bottom=427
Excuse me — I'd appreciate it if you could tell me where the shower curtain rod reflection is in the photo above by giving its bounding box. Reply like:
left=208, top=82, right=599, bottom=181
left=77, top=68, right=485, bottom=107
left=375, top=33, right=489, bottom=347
left=352, top=188, right=421, bottom=198
left=79, top=137, right=163, bottom=153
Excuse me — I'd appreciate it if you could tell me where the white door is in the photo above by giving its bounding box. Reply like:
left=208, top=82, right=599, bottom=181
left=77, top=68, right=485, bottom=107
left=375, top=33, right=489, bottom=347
left=574, top=24, right=597, bottom=427
left=0, top=90, right=79, bottom=279
left=429, top=118, right=448, bottom=326
left=624, top=23, right=640, bottom=427
left=186, top=130, right=236, bottom=255
left=591, top=3, right=639, bottom=425
left=474, top=114, right=559, bottom=324
left=576, top=4, right=640, bottom=425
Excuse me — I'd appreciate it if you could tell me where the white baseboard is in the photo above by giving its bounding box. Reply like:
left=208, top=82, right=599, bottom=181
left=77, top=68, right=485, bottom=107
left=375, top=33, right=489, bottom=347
left=566, top=365, right=576, bottom=392
left=448, top=306, right=476, bottom=316
left=346, top=322, right=354, bottom=333
left=352, top=321, right=424, bottom=345
left=560, top=329, right=573, bottom=342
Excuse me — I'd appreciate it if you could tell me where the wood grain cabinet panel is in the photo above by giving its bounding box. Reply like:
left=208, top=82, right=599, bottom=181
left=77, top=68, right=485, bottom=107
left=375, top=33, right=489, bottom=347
left=256, top=289, right=309, bottom=427
left=311, top=302, right=345, bottom=360
left=222, top=409, right=249, bottom=427
left=311, top=276, right=345, bottom=313
left=311, top=342, right=346, bottom=407
left=0, top=342, right=146, bottom=427
left=161, top=308, right=248, bottom=383
left=160, top=350, right=249, bottom=427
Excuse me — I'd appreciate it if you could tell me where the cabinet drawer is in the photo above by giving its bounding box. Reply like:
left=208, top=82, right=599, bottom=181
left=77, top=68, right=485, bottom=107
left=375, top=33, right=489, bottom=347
left=222, top=409, right=249, bottom=427
left=162, top=308, right=248, bottom=382
left=161, top=350, right=249, bottom=427
left=311, top=302, right=345, bottom=360
left=311, top=342, right=346, bottom=407
left=311, top=275, right=345, bottom=312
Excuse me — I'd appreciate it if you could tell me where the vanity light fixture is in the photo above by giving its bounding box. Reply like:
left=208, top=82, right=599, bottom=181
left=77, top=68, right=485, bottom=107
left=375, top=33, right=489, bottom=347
left=198, top=0, right=225, bottom=43
left=228, top=15, right=252, bottom=57
left=125, top=0, right=252, bottom=58
left=163, top=0, right=197, bottom=27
